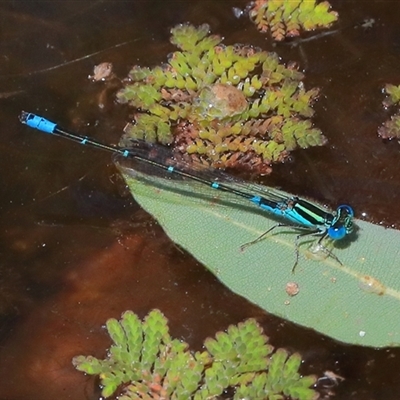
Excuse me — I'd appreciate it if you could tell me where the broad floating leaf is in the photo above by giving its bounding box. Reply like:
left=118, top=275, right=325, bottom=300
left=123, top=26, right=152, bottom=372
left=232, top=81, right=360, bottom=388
left=118, top=162, right=400, bottom=348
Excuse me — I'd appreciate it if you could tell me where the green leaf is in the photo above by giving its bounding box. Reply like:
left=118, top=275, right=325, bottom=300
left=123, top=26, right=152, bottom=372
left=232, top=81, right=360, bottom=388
left=117, top=162, right=400, bottom=348
left=72, top=355, right=103, bottom=374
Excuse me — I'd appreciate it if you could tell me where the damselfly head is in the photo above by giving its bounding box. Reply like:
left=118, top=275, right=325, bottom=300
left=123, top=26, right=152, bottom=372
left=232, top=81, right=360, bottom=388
left=328, top=205, right=354, bottom=240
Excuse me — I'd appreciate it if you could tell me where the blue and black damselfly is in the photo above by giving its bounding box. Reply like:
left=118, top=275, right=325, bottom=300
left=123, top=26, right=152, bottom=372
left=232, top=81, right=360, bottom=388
left=19, top=111, right=354, bottom=272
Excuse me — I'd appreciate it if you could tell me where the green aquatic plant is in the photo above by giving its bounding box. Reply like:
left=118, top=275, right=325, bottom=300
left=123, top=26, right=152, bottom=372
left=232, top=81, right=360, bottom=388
left=73, top=309, right=319, bottom=399
left=382, top=83, right=400, bottom=106
left=117, top=23, right=325, bottom=174
left=378, top=84, right=400, bottom=139
left=249, top=0, right=338, bottom=41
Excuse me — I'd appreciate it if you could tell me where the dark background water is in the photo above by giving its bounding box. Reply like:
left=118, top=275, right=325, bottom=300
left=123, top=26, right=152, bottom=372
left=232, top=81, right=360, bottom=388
left=1, top=1, right=400, bottom=399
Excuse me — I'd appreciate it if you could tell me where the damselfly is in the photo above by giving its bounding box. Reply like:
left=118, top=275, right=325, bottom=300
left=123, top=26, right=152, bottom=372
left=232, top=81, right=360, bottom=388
left=19, top=111, right=354, bottom=271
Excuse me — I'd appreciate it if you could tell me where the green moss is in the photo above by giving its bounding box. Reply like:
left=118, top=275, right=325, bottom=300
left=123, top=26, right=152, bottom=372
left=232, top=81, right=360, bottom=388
left=249, top=0, right=338, bottom=41
left=117, top=24, right=325, bottom=174
left=73, top=309, right=320, bottom=400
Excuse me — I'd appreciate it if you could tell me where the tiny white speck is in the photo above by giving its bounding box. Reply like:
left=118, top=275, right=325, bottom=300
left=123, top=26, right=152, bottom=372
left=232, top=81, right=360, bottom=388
left=359, top=330, right=366, bottom=337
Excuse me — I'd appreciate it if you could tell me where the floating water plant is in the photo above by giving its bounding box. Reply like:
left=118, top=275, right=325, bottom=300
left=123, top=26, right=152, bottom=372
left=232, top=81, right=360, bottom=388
left=378, top=84, right=400, bottom=139
left=73, top=309, right=319, bottom=399
left=249, top=0, right=338, bottom=41
left=117, top=24, right=325, bottom=174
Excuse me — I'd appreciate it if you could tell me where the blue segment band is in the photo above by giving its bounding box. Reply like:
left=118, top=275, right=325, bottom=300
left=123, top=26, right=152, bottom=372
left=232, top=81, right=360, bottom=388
left=250, top=195, right=262, bottom=205
left=25, top=113, right=57, bottom=134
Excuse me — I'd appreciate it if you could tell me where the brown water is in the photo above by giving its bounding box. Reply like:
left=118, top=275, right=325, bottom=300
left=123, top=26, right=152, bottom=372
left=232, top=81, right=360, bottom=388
left=1, top=1, right=400, bottom=399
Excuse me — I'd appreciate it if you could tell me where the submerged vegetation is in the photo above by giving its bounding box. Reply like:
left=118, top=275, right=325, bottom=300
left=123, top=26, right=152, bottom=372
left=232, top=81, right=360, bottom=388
left=73, top=309, right=319, bottom=399
left=248, top=0, right=338, bottom=41
left=117, top=24, right=325, bottom=174
left=379, top=84, right=400, bottom=139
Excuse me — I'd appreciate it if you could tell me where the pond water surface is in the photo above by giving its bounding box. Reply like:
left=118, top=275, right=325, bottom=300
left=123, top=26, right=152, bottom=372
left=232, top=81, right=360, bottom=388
left=1, top=1, right=400, bottom=399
